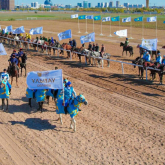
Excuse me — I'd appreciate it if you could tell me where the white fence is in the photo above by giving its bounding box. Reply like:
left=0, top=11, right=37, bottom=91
left=0, top=36, right=160, bottom=81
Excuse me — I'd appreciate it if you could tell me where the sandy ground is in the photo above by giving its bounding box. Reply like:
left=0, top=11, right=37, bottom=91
left=0, top=20, right=165, bottom=165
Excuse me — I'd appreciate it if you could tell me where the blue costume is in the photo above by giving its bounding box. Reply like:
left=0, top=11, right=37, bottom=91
left=10, top=57, right=18, bottom=65
left=51, top=37, right=54, bottom=44
left=35, top=89, right=46, bottom=103
left=69, top=40, right=73, bottom=47
left=142, top=52, right=147, bottom=59
left=0, top=79, right=11, bottom=99
left=26, top=88, right=37, bottom=98
left=1, top=73, right=9, bottom=81
left=17, top=51, right=24, bottom=57
left=156, top=55, right=162, bottom=64
left=72, top=39, right=76, bottom=47
left=162, top=59, right=165, bottom=65
left=145, top=54, right=151, bottom=62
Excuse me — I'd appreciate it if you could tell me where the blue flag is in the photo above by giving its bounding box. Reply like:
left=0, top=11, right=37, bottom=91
left=13, top=26, right=25, bottom=34
left=94, top=15, right=101, bottom=21
left=4, top=25, right=13, bottom=33
left=80, top=32, right=95, bottom=44
left=122, top=17, right=131, bottom=23
left=78, top=15, right=86, bottom=20
left=147, top=16, right=157, bottom=22
left=134, top=16, right=143, bottom=22
left=29, top=27, right=43, bottom=35
left=58, top=29, right=72, bottom=41
left=86, top=15, right=93, bottom=19
left=111, top=16, right=120, bottom=22
left=163, top=21, right=165, bottom=24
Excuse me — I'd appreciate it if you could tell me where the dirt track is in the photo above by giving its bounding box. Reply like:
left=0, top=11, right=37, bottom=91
left=0, top=44, right=165, bottom=165
left=0, top=20, right=165, bottom=164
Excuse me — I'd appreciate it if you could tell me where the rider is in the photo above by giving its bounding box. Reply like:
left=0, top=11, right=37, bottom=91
left=72, top=39, right=77, bottom=50
left=144, top=52, right=151, bottom=67
left=155, top=53, right=162, bottom=64
left=1, top=69, right=9, bottom=81
left=10, top=49, right=17, bottom=57
left=142, top=50, right=147, bottom=59
left=92, top=43, right=96, bottom=51
left=64, top=81, right=77, bottom=114
left=124, top=38, right=129, bottom=49
left=95, top=43, right=99, bottom=52
left=162, top=55, right=165, bottom=65
left=88, top=42, right=92, bottom=51
left=100, top=44, right=105, bottom=57
left=27, top=34, right=31, bottom=42
left=17, top=48, right=24, bottom=58
left=2, top=76, right=12, bottom=95
left=69, top=39, right=73, bottom=47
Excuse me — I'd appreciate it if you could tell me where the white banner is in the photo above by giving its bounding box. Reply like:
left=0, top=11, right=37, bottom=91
left=141, top=39, right=157, bottom=51
left=71, top=14, right=78, bottom=19
left=26, top=69, right=63, bottom=89
left=114, top=29, right=127, bottom=37
left=0, top=43, right=7, bottom=55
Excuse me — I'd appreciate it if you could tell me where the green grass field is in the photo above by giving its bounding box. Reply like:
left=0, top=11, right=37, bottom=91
left=0, top=11, right=165, bottom=30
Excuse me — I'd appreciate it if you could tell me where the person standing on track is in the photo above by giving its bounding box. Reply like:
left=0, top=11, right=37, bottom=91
left=88, top=42, right=92, bottom=51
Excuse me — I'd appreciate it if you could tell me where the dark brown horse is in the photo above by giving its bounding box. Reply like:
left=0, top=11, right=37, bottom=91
left=8, top=63, right=19, bottom=86
left=20, top=53, right=27, bottom=77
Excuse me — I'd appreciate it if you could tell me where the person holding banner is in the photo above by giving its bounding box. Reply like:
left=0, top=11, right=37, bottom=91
left=88, top=42, right=92, bottom=51
left=64, top=81, right=77, bottom=114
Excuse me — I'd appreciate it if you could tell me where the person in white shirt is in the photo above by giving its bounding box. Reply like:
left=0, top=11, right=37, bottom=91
left=1, top=69, right=9, bottom=81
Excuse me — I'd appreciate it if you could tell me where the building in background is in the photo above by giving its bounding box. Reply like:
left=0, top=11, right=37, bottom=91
left=128, top=4, right=133, bottom=8
left=124, top=3, right=129, bottom=8
left=77, top=3, right=83, bottom=7
left=0, top=0, right=15, bottom=10
left=109, top=1, right=113, bottom=7
left=104, top=2, right=108, bottom=8
left=83, top=1, right=88, bottom=8
left=65, top=4, right=72, bottom=8
left=31, top=2, right=34, bottom=7
left=101, top=2, right=105, bottom=8
left=97, top=3, right=101, bottom=8
left=116, top=1, right=119, bottom=7
left=88, top=3, right=91, bottom=8
left=44, top=0, right=52, bottom=8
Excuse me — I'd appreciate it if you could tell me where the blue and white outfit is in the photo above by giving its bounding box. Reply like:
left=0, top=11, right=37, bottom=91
left=1, top=72, right=9, bottom=81
left=156, top=55, right=162, bottom=64
left=145, top=54, right=151, bottom=62
left=162, top=58, right=165, bottom=65
left=64, top=86, right=76, bottom=106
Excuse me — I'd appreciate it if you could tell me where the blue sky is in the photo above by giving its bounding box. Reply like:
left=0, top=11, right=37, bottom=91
left=16, top=0, right=163, bottom=6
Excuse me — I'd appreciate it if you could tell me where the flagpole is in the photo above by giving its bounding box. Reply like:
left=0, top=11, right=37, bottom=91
left=142, top=16, right=144, bottom=40
left=129, top=18, right=133, bottom=39
left=78, top=18, right=81, bottom=33
left=85, top=17, right=88, bottom=34
left=156, top=16, right=157, bottom=40
left=108, top=18, right=112, bottom=37
left=100, top=18, right=103, bottom=36
left=93, top=19, right=94, bottom=32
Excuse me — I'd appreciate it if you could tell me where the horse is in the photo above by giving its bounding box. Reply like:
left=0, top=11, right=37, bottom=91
left=20, top=53, right=27, bottom=77
left=120, top=42, right=134, bottom=56
left=137, top=44, right=160, bottom=59
left=26, top=88, right=47, bottom=113
left=132, top=57, right=145, bottom=79
left=56, top=94, right=88, bottom=132
left=8, top=62, right=19, bottom=86
left=22, top=37, right=29, bottom=50
left=46, top=89, right=58, bottom=105
left=0, top=79, right=11, bottom=112
left=61, top=43, right=72, bottom=58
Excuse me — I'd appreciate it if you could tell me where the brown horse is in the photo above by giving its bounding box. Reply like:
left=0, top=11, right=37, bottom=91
left=61, top=43, right=72, bottom=58
left=8, top=63, right=19, bottom=86
left=22, top=37, right=29, bottom=50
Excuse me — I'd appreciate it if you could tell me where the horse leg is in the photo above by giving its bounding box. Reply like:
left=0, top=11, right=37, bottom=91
left=138, top=67, right=140, bottom=77
left=1, top=99, right=4, bottom=110
left=107, top=60, right=110, bottom=67
left=159, top=73, right=163, bottom=85
left=37, top=102, right=41, bottom=111
left=21, top=67, right=22, bottom=77
left=141, top=69, right=144, bottom=80
left=60, top=114, right=63, bottom=125
left=16, top=75, right=18, bottom=87
left=70, top=118, right=73, bottom=129
left=6, top=99, right=8, bottom=112
left=41, top=102, right=43, bottom=113
left=46, top=96, right=50, bottom=105
left=73, top=117, right=76, bottom=132
left=29, top=98, right=32, bottom=108
left=11, top=77, right=13, bottom=85
left=25, top=66, right=26, bottom=77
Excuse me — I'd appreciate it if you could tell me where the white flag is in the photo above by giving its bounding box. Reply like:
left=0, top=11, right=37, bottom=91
left=147, top=16, right=157, bottom=22
left=122, top=17, right=131, bottom=23
left=114, top=29, right=127, bottom=37
left=102, top=17, right=111, bottom=22
left=141, top=39, right=157, bottom=51
left=0, top=43, right=7, bottom=55
left=71, top=14, right=78, bottom=19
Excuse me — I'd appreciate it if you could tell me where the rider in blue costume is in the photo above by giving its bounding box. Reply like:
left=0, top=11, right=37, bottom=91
left=9, top=54, right=18, bottom=65
left=17, top=48, right=24, bottom=57
left=162, top=56, right=165, bottom=65
left=144, top=52, right=151, bottom=62
left=10, top=49, right=18, bottom=58
left=64, top=81, right=77, bottom=114
left=1, top=69, right=9, bottom=81
left=156, top=53, right=162, bottom=64
left=142, top=50, right=147, bottom=60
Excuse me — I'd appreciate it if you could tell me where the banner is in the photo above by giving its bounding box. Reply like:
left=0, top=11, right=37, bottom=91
left=122, top=17, right=131, bottom=23
left=29, top=27, right=43, bottom=35
left=0, top=43, right=7, bottom=55
left=94, top=15, right=101, bottom=21
left=78, top=15, right=86, bottom=20
left=134, top=16, right=143, bottom=22
left=86, top=15, right=93, bottom=19
left=58, top=29, right=72, bottom=41
left=13, top=26, right=25, bottom=34
left=80, top=32, right=95, bottom=44
left=111, top=16, right=120, bottom=22
left=4, top=25, right=13, bottom=33
left=26, top=69, right=63, bottom=89
left=114, top=29, right=127, bottom=37
left=102, top=17, right=110, bottom=22
left=141, top=39, right=157, bottom=51
left=147, top=16, right=157, bottom=22
left=71, top=14, right=78, bottom=19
